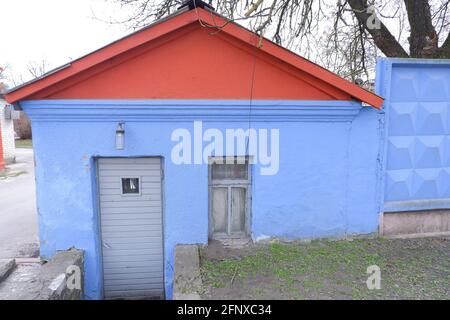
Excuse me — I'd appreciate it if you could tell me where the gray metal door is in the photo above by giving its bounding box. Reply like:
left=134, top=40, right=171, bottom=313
left=98, top=158, right=164, bottom=299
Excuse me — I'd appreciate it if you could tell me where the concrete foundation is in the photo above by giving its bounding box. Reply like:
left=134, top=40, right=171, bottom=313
left=0, top=248, right=84, bottom=300
left=380, top=209, right=450, bottom=236
left=173, top=245, right=202, bottom=300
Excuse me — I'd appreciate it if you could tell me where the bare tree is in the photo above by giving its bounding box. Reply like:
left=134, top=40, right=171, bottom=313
left=0, top=66, right=8, bottom=93
left=104, top=0, right=450, bottom=81
left=0, top=65, right=32, bottom=138
left=26, top=60, right=50, bottom=78
left=1, top=60, right=51, bottom=88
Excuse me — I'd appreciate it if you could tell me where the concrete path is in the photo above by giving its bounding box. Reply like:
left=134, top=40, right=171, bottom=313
left=0, top=148, right=39, bottom=259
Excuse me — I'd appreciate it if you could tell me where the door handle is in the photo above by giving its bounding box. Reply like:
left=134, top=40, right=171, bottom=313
left=103, top=242, right=111, bottom=249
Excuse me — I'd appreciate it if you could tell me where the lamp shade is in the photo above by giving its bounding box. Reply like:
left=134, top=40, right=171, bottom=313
left=115, top=122, right=125, bottom=150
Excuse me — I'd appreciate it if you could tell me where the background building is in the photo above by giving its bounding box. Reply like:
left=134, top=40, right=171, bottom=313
left=0, top=88, right=17, bottom=165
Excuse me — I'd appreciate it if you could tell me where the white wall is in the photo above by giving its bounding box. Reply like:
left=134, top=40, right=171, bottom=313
left=0, top=98, right=16, bottom=163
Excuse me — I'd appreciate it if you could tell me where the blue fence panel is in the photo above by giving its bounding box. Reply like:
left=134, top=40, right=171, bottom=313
left=378, top=59, right=450, bottom=211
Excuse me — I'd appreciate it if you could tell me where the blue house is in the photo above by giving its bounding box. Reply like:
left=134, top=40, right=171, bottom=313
left=8, top=3, right=449, bottom=300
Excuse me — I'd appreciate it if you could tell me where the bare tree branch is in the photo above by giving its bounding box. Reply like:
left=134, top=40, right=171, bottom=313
left=26, top=60, right=49, bottom=78
left=100, top=0, right=450, bottom=82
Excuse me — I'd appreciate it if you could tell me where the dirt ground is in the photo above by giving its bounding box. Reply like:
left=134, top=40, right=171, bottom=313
left=200, top=237, right=450, bottom=300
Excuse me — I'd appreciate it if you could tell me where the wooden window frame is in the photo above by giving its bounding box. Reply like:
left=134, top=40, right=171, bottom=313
left=208, top=156, right=252, bottom=240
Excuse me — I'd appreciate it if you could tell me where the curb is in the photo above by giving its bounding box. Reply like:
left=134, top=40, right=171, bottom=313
left=0, top=259, right=16, bottom=283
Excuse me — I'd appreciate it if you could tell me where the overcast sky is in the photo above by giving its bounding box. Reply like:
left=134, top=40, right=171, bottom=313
left=1, top=0, right=133, bottom=85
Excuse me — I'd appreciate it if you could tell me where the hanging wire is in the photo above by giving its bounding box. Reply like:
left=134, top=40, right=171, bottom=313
left=246, top=33, right=258, bottom=157
left=190, top=0, right=260, bottom=158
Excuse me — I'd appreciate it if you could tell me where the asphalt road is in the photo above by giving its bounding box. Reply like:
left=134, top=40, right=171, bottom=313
left=0, top=148, right=39, bottom=258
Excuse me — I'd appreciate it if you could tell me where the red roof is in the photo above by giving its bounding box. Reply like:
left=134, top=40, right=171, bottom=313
left=5, top=6, right=383, bottom=108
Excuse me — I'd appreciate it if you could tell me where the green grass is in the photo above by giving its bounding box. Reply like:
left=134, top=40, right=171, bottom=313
left=15, top=139, right=32, bottom=148
left=200, top=238, right=450, bottom=300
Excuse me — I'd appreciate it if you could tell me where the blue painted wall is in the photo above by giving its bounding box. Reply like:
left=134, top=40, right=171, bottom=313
left=22, top=99, right=382, bottom=299
left=376, top=58, right=450, bottom=212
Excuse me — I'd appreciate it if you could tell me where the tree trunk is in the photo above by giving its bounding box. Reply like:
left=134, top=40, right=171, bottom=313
left=347, top=0, right=409, bottom=58
left=347, top=0, right=450, bottom=59
left=404, top=0, right=438, bottom=57
left=438, top=34, right=450, bottom=58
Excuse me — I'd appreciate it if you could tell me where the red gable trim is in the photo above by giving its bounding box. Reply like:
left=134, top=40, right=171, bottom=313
left=5, top=8, right=383, bottom=108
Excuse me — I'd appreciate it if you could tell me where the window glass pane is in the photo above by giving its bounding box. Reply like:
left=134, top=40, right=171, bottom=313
left=212, top=163, right=248, bottom=180
left=231, top=187, right=246, bottom=233
left=211, top=187, right=228, bottom=233
left=121, top=178, right=140, bottom=194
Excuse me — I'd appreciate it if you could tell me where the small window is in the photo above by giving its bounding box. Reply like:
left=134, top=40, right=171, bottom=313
left=121, top=177, right=140, bottom=195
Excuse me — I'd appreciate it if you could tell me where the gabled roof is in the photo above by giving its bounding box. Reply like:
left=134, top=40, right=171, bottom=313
left=5, top=3, right=383, bottom=108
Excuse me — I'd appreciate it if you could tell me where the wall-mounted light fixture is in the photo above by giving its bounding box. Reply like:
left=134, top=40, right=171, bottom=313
left=115, top=122, right=125, bottom=150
